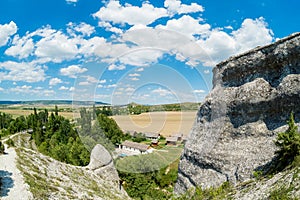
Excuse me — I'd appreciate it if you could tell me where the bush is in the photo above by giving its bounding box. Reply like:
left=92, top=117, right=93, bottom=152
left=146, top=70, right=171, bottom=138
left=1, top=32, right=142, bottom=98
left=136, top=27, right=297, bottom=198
left=274, top=112, right=300, bottom=170
left=5, top=138, right=15, bottom=148
left=0, top=141, right=5, bottom=154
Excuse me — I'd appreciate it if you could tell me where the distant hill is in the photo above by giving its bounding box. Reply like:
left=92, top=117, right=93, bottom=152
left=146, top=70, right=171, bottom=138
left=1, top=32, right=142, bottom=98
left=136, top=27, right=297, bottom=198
left=0, top=100, right=108, bottom=106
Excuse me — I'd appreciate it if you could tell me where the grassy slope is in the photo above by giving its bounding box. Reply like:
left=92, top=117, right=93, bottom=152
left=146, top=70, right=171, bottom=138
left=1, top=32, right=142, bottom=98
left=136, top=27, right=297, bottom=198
left=11, top=133, right=130, bottom=200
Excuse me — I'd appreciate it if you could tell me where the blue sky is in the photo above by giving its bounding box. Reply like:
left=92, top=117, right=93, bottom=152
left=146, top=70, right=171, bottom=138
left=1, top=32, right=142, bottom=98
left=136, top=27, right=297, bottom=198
left=0, top=0, right=298, bottom=105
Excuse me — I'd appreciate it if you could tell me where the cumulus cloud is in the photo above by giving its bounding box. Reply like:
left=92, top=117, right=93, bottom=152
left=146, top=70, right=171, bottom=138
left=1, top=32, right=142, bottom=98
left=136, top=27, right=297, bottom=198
left=99, top=79, right=106, bottom=84
left=152, top=87, right=173, bottom=96
left=93, top=1, right=168, bottom=26
left=67, top=22, right=95, bottom=37
left=5, top=35, right=34, bottom=59
left=35, top=29, right=79, bottom=62
left=0, top=87, right=4, bottom=91
left=193, top=89, right=205, bottom=93
left=128, top=73, right=140, bottom=77
left=232, top=17, right=274, bottom=52
left=108, top=64, right=126, bottom=71
left=0, top=61, right=46, bottom=82
left=156, top=15, right=210, bottom=39
left=0, top=21, right=17, bottom=47
left=164, top=0, right=204, bottom=15
left=60, top=65, right=87, bottom=78
left=49, top=78, right=63, bottom=86
left=10, top=85, right=55, bottom=97
left=59, top=86, right=69, bottom=90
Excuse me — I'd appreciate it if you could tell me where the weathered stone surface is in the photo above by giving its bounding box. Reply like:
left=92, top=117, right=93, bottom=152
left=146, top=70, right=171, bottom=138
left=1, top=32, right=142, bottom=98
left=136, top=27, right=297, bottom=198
left=175, top=32, right=300, bottom=194
left=88, top=144, right=112, bottom=170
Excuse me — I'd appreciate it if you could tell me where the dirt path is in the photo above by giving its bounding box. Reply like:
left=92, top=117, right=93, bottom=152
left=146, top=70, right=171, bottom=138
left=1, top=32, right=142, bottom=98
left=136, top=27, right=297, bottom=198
left=0, top=136, right=33, bottom=200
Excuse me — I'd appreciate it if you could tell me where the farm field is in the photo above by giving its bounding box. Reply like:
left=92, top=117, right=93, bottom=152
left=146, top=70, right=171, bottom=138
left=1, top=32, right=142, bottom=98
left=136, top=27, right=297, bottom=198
left=0, top=109, right=79, bottom=119
left=112, top=111, right=197, bottom=137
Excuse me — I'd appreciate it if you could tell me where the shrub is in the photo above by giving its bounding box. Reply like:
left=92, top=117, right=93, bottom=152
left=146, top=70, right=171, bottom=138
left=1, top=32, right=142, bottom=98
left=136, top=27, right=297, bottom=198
left=274, top=112, right=300, bottom=170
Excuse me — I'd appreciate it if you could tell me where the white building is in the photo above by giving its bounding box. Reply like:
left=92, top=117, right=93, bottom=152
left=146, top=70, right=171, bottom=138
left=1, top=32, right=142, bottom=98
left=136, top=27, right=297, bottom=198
left=119, top=140, right=151, bottom=155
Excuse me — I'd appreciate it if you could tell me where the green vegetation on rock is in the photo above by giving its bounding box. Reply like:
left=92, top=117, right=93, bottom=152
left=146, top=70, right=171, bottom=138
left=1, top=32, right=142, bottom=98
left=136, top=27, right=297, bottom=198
left=275, top=112, right=300, bottom=171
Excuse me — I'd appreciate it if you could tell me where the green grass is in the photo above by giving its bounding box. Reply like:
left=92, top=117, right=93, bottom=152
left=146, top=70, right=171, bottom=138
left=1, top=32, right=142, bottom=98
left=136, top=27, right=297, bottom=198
left=115, top=146, right=183, bottom=173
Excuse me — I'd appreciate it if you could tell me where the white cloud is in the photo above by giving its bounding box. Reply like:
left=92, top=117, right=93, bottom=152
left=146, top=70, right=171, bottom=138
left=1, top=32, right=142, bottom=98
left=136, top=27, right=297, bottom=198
left=34, top=28, right=78, bottom=62
left=128, top=73, right=140, bottom=77
left=82, top=75, right=98, bottom=83
left=78, top=81, right=90, bottom=86
left=79, top=36, right=107, bottom=57
left=108, top=64, right=126, bottom=71
left=193, top=89, right=205, bottom=93
left=164, top=0, right=204, bottom=15
left=49, top=78, right=63, bottom=86
left=136, top=68, right=144, bottom=72
left=0, top=21, right=17, bottom=47
left=0, top=61, right=46, bottom=82
left=196, top=17, right=273, bottom=66
left=129, top=77, right=139, bottom=81
left=232, top=17, right=273, bottom=53
left=59, top=86, right=69, bottom=90
left=156, top=15, right=210, bottom=39
left=152, top=87, right=172, bottom=96
left=99, top=79, right=106, bottom=84
left=60, top=65, right=87, bottom=78
left=0, top=87, right=4, bottom=91
left=119, top=48, right=164, bottom=66
left=66, top=0, right=78, bottom=3
left=98, top=21, right=123, bottom=34
left=125, top=87, right=135, bottom=92
left=69, top=87, right=75, bottom=91
left=5, top=35, right=34, bottom=59
left=203, top=69, right=210, bottom=74
left=93, top=1, right=168, bottom=26
left=10, top=85, right=55, bottom=97
left=67, top=22, right=95, bottom=37
left=106, top=84, right=117, bottom=88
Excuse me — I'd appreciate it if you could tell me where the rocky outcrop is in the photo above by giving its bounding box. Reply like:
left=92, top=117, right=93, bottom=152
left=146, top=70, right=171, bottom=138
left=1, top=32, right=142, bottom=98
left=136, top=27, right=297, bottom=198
left=88, top=144, right=112, bottom=170
left=175, top=32, right=300, bottom=194
left=87, top=144, right=120, bottom=183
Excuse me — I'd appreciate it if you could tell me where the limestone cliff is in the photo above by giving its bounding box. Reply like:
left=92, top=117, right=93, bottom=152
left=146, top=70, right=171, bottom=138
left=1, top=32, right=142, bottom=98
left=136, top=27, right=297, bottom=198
left=175, top=32, right=300, bottom=194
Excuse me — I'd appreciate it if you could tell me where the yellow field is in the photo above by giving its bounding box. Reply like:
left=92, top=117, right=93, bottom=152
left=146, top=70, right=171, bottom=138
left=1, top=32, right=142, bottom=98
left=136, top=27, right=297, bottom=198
left=0, top=109, right=78, bottom=119
left=112, top=111, right=197, bottom=137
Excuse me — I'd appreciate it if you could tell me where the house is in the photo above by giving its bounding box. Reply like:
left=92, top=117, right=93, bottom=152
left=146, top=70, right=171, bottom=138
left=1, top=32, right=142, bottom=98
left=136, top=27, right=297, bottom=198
left=166, top=136, right=178, bottom=145
left=119, top=140, right=150, bottom=154
left=151, top=139, right=159, bottom=146
left=172, top=133, right=183, bottom=141
left=144, top=132, right=160, bottom=140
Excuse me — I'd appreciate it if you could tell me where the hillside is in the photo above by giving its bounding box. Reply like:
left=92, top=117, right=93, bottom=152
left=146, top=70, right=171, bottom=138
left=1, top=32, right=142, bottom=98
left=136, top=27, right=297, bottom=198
left=0, top=133, right=129, bottom=200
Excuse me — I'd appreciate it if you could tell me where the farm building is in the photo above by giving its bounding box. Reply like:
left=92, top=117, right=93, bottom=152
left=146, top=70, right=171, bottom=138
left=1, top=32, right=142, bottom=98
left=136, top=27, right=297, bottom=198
left=151, top=139, right=159, bottom=146
left=119, top=140, right=151, bottom=154
left=144, top=132, right=160, bottom=140
left=172, top=133, right=183, bottom=141
left=166, top=136, right=178, bottom=145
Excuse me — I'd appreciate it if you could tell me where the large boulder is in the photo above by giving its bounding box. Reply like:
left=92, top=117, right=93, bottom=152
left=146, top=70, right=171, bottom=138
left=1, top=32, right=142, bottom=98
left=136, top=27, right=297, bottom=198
left=175, top=32, right=300, bottom=194
left=88, top=144, right=112, bottom=170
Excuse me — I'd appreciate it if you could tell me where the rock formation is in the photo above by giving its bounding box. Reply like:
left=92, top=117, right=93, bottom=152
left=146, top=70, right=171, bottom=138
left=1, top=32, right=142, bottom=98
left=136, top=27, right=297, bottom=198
left=87, top=144, right=120, bottom=182
left=175, top=32, right=300, bottom=194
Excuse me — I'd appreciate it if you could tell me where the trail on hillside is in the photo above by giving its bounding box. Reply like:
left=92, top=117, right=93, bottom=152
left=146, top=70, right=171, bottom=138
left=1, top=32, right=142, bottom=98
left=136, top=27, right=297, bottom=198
left=0, top=135, right=33, bottom=200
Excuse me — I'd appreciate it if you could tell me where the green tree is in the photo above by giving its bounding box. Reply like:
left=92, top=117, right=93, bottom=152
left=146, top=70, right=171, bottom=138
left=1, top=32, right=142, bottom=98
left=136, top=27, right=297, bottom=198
left=0, top=141, right=4, bottom=154
left=275, top=112, right=300, bottom=169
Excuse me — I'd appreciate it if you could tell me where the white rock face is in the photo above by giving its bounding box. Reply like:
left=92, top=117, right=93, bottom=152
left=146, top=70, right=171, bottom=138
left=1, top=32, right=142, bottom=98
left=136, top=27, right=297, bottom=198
left=175, top=32, right=300, bottom=194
